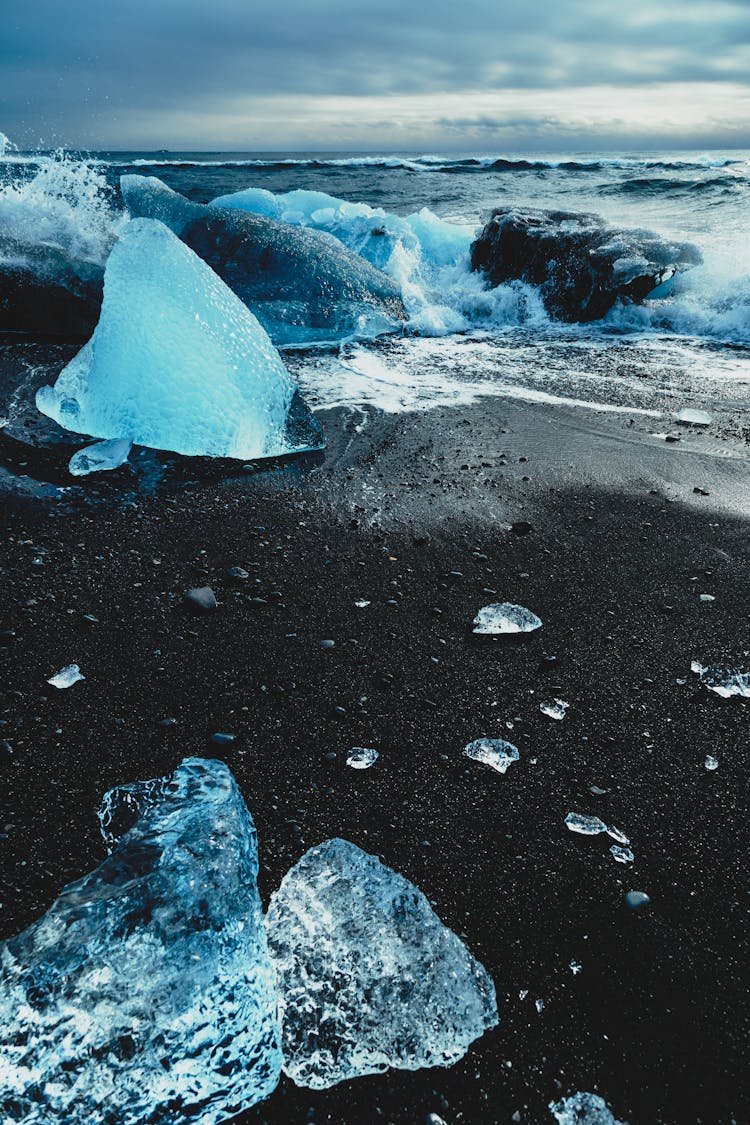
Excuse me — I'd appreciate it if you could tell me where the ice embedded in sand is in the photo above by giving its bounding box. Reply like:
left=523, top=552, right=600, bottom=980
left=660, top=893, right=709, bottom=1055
left=68, top=438, right=132, bottom=476
left=464, top=738, right=520, bottom=774
left=565, top=812, right=608, bottom=835
left=540, top=699, right=569, bottom=720
left=550, top=1091, right=627, bottom=1124
left=36, top=218, right=323, bottom=461
left=47, top=663, right=84, bottom=689
left=691, top=660, right=750, bottom=698
left=265, top=838, right=498, bottom=1089
left=346, top=746, right=379, bottom=769
left=472, top=602, right=542, bottom=635
left=0, top=758, right=281, bottom=1125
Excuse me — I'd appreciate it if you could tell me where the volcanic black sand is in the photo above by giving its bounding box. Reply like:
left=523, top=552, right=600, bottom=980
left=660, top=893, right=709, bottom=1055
left=1, top=397, right=749, bottom=1125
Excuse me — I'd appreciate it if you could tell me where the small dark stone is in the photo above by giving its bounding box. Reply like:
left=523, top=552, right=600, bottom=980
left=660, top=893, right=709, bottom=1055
left=511, top=521, right=533, bottom=535
left=332, top=706, right=347, bottom=717
left=324, top=751, right=337, bottom=761
left=226, top=566, right=249, bottom=581
left=211, top=732, right=236, bottom=745
left=81, top=613, right=99, bottom=625
left=624, top=890, right=651, bottom=911
left=540, top=654, right=557, bottom=668
left=693, top=487, right=710, bottom=496
left=0, top=630, right=17, bottom=647
left=665, top=434, right=681, bottom=443
left=413, top=534, right=431, bottom=546
left=319, top=639, right=335, bottom=649
left=157, top=717, right=178, bottom=728
left=184, top=586, right=218, bottom=613
left=0, top=739, right=13, bottom=756
left=589, top=785, right=608, bottom=796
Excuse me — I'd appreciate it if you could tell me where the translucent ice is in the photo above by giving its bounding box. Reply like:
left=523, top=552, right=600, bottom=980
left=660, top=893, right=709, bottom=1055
left=610, top=845, right=635, bottom=864
left=691, top=660, right=750, bottom=698
left=565, top=813, right=608, bottom=835
left=68, top=438, right=132, bottom=476
left=550, top=1091, right=627, bottom=1124
left=36, top=218, right=324, bottom=461
left=540, top=699, right=569, bottom=720
left=464, top=738, right=520, bottom=774
left=47, top=663, right=84, bottom=689
left=265, top=838, right=497, bottom=1089
left=673, top=408, right=711, bottom=426
left=346, top=746, right=379, bottom=769
left=0, top=758, right=281, bottom=1125
left=704, top=754, right=719, bottom=771
left=472, top=603, right=542, bottom=635
left=605, top=825, right=630, bottom=845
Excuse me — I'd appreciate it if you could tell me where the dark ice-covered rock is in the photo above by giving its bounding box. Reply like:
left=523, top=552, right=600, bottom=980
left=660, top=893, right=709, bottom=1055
left=120, top=176, right=406, bottom=345
left=470, top=207, right=701, bottom=322
left=0, top=758, right=281, bottom=1125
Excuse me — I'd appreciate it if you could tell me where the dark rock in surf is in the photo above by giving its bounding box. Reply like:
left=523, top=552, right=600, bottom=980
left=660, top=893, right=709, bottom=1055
left=470, top=207, right=702, bottom=322
left=0, top=247, right=103, bottom=341
left=120, top=176, right=406, bottom=345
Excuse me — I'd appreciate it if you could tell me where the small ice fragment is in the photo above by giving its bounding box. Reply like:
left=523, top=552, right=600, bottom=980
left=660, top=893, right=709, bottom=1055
left=691, top=661, right=750, bottom=698
left=68, top=438, right=132, bottom=476
left=565, top=812, right=607, bottom=835
left=346, top=746, right=379, bottom=770
left=550, top=1091, right=627, bottom=1124
left=472, top=602, right=542, bottom=635
left=535, top=998, right=545, bottom=1013
left=354, top=599, right=371, bottom=608
left=540, top=698, right=569, bottom=721
left=570, top=960, right=582, bottom=975
left=673, top=407, right=711, bottom=427
left=518, top=989, right=528, bottom=1000
left=47, top=663, right=84, bottom=689
left=464, top=738, right=520, bottom=774
left=606, top=824, right=630, bottom=845
left=610, top=845, right=635, bottom=864
left=704, top=754, right=719, bottom=771
left=698, top=593, right=715, bottom=602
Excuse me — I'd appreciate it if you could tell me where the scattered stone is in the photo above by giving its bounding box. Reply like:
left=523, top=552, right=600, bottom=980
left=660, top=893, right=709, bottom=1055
left=47, top=664, right=85, bottom=690
left=472, top=603, right=542, bottom=635
left=211, top=732, right=236, bottom=746
left=157, top=717, right=178, bottom=728
left=510, top=521, right=533, bottom=536
left=693, top=486, right=710, bottom=496
left=346, top=747, right=379, bottom=770
left=0, top=630, right=17, bottom=647
left=184, top=586, right=218, bottom=613
left=319, top=639, right=335, bottom=649
left=624, top=891, right=650, bottom=911
left=464, top=738, right=520, bottom=775
left=664, top=434, right=681, bottom=443
left=589, top=785, right=608, bottom=796
left=226, top=566, right=249, bottom=581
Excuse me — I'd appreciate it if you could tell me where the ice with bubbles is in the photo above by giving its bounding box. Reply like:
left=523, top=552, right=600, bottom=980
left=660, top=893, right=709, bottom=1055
left=0, top=758, right=281, bottom=1125
left=36, top=218, right=324, bottom=460
left=550, top=1091, right=627, bottom=1124
left=473, top=602, right=543, bottom=635
left=691, top=660, right=750, bottom=698
left=265, top=838, right=497, bottom=1089
left=464, top=738, right=520, bottom=774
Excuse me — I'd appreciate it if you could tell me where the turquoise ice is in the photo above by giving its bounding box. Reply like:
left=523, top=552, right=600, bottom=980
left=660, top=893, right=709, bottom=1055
left=0, top=759, right=282, bottom=1125
left=35, top=218, right=323, bottom=461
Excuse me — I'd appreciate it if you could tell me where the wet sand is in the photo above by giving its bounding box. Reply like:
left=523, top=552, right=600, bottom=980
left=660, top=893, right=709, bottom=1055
left=1, top=397, right=749, bottom=1125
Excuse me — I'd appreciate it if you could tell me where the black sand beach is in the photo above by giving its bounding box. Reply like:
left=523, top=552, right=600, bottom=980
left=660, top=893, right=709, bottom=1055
left=1, top=397, right=749, bottom=1124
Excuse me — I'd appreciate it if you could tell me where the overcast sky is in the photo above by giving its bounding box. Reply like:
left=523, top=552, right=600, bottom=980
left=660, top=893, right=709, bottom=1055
left=3, top=0, right=750, bottom=150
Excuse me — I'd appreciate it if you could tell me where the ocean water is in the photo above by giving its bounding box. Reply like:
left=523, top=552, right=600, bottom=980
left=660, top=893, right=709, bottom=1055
left=1, top=144, right=749, bottom=431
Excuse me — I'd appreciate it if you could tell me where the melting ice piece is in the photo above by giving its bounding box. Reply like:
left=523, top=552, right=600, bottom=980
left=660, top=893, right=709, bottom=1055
left=464, top=738, right=520, bottom=774
left=540, top=699, right=569, bottom=720
left=68, top=437, right=132, bottom=476
left=36, top=218, right=324, bottom=461
left=570, top=960, right=582, bottom=975
left=691, top=661, right=750, bottom=699
left=47, top=663, right=84, bottom=689
left=605, top=825, right=630, bottom=845
left=0, top=758, right=281, bottom=1124
left=704, top=754, right=719, bottom=771
left=265, top=838, right=497, bottom=1089
left=673, top=408, right=712, bottom=426
left=550, top=1092, right=627, bottom=1124
left=346, top=746, right=379, bottom=769
left=565, top=812, right=607, bottom=835
left=610, top=845, right=635, bottom=864
left=472, top=602, right=542, bottom=635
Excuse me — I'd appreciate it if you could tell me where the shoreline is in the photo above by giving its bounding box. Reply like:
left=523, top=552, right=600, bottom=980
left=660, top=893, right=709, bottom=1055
left=2, top=395, right=749, bottom=1123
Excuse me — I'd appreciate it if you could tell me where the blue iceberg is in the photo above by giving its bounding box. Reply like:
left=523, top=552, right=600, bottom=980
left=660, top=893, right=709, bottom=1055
left=35, top=218, right=324, bottom=461
left=121, top=176, right=406, bottom=345
left=265, top=838, right=498, bottom=1089
left=0, top=758, right=282, bottom=1125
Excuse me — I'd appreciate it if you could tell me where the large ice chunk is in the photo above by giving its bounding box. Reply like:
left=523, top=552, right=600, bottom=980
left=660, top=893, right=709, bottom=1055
left=121, top=176, right=405, bottom=345
left=690, top=660, right=750, bottom=698
left=265, top=838, right=497, bottom=1089
left=550, top=1091, right=627, bottom=1124
left=0, top=758, right=282, bottom=1125
left=35, top=218, right=323, bottom=460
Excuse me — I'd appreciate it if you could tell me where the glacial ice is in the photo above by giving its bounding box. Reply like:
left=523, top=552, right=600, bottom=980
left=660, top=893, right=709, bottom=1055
left=464, top=738, right=520, bottom=774
left=610, top=845, right=635, bottom=864
left=540, top=699, right=569, bottom=720
left=565, top=813, right=608, bottom=835
left=68, top=438, right=132, bottom=476
left=346, top=746, right=379, bottom=769
left=473, top=602, right=543, bottom=634
left=35, top=218, right=323, bottom=461
left=265, top=838, right=498, bottom=1089
left=673, top=407, right=711, bottom=426
left=47, top=663, right=84, bottom=689
left=0, top=758, right=282, bottom=1125
left=704, top=754, right=719, bottom=771
left=691, top=660, right=750, bottom=698
left=550, top=1091, right=627, bottom=1124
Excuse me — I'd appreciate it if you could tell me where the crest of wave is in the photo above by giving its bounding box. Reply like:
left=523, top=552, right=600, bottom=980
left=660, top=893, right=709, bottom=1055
left=0, top=147, right=123, bottom=267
